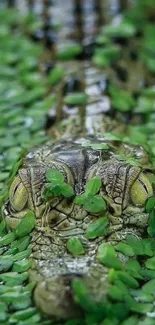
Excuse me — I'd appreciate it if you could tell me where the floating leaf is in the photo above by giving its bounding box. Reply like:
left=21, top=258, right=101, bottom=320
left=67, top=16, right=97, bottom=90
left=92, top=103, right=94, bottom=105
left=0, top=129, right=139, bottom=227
left=115, top=271, right=139, bottom=289
left=125, top=260, right=142, bottom=280
left=103, top=21, right=136, bottom=38
left=142, top=238, right=154, bottom=257
left=0, top=232, right=16, bottom=247
left=131, top=289, right=154, bottom=303
left=134, top=96, right=155, bottom=113
left=9, top=307, right=38, bottom=323
left=130, top=301, right=153, bottom=314
left=13, top=247, right=32, bottom=262
left=115, top=243, right=135, bottom=257
left=126, top=235, right=144, bottom=255
left=46, top=169, right=64, bottom=183
left=86, top=216, right=109, bottom=239
left=13, top=259, right=32, bottom=273
left=0, top=220, right=6, bottom=236
left=60, top=183, right=74, bottom=198
left=145, top=256, right=155, bottom=270
left=83, top=195, right=106, bottom=214
left=11, top=236, right=31, bottom=252
left=64, top=92, right=88, bottom=106
left=1, top=291, right=31, bottom=310
left=0, top=255, right=14, bottom=272
left=108, top=285, right=124, bottom=301
left=0, top=301, right=8, bottom=321
left=147, top=210, right=155, bottom=237
left=72, top=279, right=95, bottom=312
left=88, top=143, right=109, bottom=150
left=48, top=65, right=64, bottom=86
left=142, top=279, right=155, bottom=295
left=0, top=271, right=29, bottom=286
left=15, top=211, right=36, bottom=238
left=109, top=86, right=135, bottom=112
left=81, top=141, right=109, bottom=150
left=146, top=197, right=155, bottom=213
left=74, top=193, right=87, bottom=205
left=85, top=176, right=102, bottom=196
left=92, top=45, right=120, bottom=67
left=56, top=43, right=82, bottom=60
left=97, top=243, right=122, bottom=270
left=67, top=238, right=85, bottom=255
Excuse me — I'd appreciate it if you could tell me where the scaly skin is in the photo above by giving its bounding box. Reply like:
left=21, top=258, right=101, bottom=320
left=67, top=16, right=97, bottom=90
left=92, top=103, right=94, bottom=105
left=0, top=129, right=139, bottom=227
left=2, top=135, right=154, bottom=319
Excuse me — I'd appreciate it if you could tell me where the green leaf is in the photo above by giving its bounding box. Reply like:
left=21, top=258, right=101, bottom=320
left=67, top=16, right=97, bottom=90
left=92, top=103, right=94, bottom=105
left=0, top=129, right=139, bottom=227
left=84, top=195, right=106, bottom=213
left=64, top=92, right=88, bottom=106
left=81, top=142, right=109, bottom=150
left=131, top=289, right=154, bottom=303
left=86, top=216, right=109, bottom=239
left=97, top=243, right=122, bottom=270
left=115, top=271, right=139, bottom=289
left=146, top=197, right=155, bottom=213
left=0, top=220, right=6, bottom=236
left=74, top=193, right=87, bottom=205
left=67, top=238, right=85, bottom=255
left=125, top=260, right=142, bottom=280
left=12, top=259, right=32, bottom=273
left=115, top=243, right=135, bottom=257
left=126, top=260, right=141, bottom=273
left=49, top=184, right=62, bottom=196
left=120, top=316, right=138, bottom=325
left=1, top=291, right=31, bottom=310
left=126, top=235, right=144, bottom=255
left=56, top=43, right=82, bottom=60
left=142, top=279, right=155, bottom=295
left=48, top=65, right=64, bottom=86
left=46, top=169, right=64, bottom=183
left=108, top=284, right=124, bottom=301
left=109, top=86, right=135, bottom=112
left=147, top=210, right=155, bottom=237
left=72, top=279, right=95, bottom=312
left=0, top=272, right=29, bottom=286
left=0, top=255, right=14, bottom=272
left=9, top=308, right=37, bottom=322
left=11, top=236, right=31, bottom=252
left=130, top=301, right=153, bottom=314
left=0, top=232, right=16, bottom=247
left=140, top=269, right=155, bottom=280
left=85, top=176, right=102, bottom=196
left=15, top=211, right=35, bottom=238
left=145, top=256, right=155, bottom=270
left=92, top=45, right=120, bottom=68
left=13, top=247, right=32, bottom=262
left=142, top=86, right=155, bottom=98
left=142, top=238, right=154, bottom=257
left=103, top=21, right=136, bottom=38
left=60, top=183, right=74, bottom=198
left=134, top=96, right=155, bottom=113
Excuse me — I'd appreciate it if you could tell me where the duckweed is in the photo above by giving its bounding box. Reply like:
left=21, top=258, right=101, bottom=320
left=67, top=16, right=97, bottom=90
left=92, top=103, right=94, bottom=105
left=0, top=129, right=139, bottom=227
left=67, top=238, right=85, bottom=256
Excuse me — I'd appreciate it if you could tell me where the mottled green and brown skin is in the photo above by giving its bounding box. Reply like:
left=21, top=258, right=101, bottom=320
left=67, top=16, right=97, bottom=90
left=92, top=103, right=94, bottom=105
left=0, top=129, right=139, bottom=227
left=2, top=134, right=154, bottom=319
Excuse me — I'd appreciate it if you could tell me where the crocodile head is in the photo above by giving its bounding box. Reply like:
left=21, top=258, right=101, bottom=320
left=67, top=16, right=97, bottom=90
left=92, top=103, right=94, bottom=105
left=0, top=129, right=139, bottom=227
left=3, top=138, right=153, bottom=239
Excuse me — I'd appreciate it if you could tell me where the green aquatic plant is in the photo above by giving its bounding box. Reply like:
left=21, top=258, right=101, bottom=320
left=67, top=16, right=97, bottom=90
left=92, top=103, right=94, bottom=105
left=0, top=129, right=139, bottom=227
left=75, top=176, right=106, bottom=214
left=43, top=169, right=74, bottom=199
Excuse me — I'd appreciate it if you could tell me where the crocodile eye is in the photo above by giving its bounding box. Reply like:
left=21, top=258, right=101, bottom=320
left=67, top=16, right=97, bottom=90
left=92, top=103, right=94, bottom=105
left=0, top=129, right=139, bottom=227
left=9, top=176, right=28, bottom=212
left=130, top=173, right=153, bottom=207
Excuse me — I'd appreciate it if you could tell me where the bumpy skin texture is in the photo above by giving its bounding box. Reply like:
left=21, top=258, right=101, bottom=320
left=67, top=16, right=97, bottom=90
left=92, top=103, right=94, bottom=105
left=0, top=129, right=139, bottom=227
left=3, top=136, right=153, bottom=319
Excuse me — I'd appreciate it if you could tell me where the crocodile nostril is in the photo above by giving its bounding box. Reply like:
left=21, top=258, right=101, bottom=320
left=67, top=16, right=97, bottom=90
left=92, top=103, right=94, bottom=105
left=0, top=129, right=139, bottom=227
left=109, top=206, right=115, bottom=215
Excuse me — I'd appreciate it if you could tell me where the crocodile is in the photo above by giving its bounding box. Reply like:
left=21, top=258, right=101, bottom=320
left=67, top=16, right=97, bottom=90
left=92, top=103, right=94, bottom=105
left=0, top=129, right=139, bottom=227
left=2, top=132, right=154, bottom=319
left=1, top=0, right=155, bottom=322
